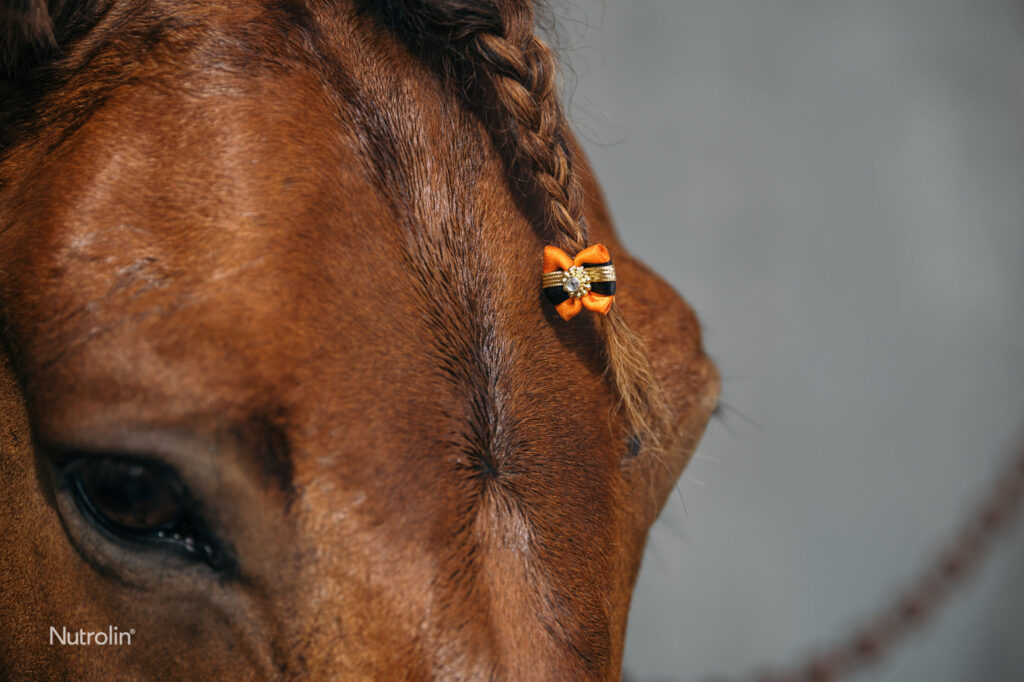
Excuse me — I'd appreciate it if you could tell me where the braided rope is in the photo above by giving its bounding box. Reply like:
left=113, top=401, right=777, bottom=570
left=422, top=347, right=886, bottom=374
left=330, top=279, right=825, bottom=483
left=703, top=437, right=1024, bottom=682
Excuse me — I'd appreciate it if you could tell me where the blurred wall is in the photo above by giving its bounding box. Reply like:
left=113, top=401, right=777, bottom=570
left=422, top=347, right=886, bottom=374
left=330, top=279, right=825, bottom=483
left=565, top=1, right=1024, bottom=680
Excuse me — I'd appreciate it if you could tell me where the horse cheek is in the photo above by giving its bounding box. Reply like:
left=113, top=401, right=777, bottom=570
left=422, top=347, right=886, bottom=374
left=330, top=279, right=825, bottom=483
left=0, top=351, right=80, bottom=678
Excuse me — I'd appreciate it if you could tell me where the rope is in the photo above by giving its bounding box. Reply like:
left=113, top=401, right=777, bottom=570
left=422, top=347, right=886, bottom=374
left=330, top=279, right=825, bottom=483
left=702, top=436, right=1024, bottom=682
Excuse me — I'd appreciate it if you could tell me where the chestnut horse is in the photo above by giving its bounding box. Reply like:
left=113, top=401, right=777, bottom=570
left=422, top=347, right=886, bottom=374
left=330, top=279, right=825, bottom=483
left=0, top=1, right=718, bottom=679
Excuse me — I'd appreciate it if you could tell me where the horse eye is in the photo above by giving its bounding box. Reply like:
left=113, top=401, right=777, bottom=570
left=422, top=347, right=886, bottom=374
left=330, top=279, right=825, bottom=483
left=66, top=456, right=228, bottom=569
left=75, top=458, right=181, bottom=533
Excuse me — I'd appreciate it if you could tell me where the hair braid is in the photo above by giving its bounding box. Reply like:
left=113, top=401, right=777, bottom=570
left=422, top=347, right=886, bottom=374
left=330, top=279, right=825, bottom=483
left=375, top=0, right=671, bottom=448
left=469, top=10, right=588, bottom=251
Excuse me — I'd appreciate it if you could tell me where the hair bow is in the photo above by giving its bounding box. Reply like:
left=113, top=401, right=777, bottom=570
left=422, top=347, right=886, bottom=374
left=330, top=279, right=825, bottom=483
left=541, top=244, right=617, bottom=321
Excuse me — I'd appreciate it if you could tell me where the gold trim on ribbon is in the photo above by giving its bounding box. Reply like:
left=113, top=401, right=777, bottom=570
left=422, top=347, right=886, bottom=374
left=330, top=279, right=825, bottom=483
left=541, top=264, right=617, bottom=289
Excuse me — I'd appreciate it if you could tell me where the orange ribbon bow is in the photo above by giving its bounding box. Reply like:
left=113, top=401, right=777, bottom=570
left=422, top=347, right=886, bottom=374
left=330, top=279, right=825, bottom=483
left=541, top=244, right=617, bottom=321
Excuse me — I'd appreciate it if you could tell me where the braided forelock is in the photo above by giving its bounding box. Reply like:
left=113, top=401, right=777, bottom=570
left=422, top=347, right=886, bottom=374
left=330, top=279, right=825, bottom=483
left=368, top=0, right=672, bottom=451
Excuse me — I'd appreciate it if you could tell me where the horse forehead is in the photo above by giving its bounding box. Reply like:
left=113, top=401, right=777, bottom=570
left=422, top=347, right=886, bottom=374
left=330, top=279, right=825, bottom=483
left=0, top=11, right=594, bottom=449
left=4, top=28, right=475, bottom=323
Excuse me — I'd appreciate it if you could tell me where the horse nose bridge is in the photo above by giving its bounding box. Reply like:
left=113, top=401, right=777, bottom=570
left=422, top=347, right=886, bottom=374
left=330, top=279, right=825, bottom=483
left=264, top=473, right=441, bottom=666
left=276, top=462, right=596, bottom=678
left=270, top=554, right=474, bottom=678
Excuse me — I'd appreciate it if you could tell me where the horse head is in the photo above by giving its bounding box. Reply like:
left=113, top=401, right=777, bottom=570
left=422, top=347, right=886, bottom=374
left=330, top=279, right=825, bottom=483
left=0, top=1, right=718, bottom=678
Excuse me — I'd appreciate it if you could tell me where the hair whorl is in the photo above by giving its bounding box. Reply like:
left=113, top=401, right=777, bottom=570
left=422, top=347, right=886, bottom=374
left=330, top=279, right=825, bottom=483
left=375, top=0, right=672, bottom=449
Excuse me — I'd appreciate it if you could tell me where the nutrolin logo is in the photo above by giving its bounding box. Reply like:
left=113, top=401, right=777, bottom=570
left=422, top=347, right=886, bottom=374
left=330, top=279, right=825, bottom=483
left=49, top=626, right=134, bottom=646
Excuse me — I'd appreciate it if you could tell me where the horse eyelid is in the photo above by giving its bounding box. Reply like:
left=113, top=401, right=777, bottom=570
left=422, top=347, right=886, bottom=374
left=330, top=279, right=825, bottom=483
left=56, top=453, right=234, bottom=573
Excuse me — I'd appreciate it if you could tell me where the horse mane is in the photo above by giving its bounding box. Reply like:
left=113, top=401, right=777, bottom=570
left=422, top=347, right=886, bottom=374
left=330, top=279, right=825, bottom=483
left=367, top=0, right=671, bottom=450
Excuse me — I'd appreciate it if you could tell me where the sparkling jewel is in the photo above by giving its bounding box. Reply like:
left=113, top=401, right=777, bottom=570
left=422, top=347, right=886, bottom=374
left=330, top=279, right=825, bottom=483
left=561, top=265, right=592, bottom=299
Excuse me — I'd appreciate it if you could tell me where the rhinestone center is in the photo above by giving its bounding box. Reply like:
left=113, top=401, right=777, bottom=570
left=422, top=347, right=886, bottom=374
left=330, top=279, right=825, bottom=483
left=562, top=266, right=592, bottom=299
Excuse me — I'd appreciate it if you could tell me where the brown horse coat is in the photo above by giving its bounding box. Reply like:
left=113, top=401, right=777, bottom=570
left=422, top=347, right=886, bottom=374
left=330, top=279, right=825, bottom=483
left=0, top=1, right=718, bottom=678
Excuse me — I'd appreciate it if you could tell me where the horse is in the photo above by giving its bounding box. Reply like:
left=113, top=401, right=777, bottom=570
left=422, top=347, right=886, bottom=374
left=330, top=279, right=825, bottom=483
left=0, top=1, right=719, bottom=678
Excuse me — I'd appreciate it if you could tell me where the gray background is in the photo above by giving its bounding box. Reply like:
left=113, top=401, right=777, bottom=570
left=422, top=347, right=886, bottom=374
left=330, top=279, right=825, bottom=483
left=561, top=1, right=1024, bottom=680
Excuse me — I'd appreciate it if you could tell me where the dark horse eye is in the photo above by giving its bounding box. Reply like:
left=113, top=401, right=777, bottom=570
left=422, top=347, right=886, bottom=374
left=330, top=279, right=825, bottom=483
left=67, top=456, right=229, bottom=569
left=76, top=459, right=181, bottom=532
